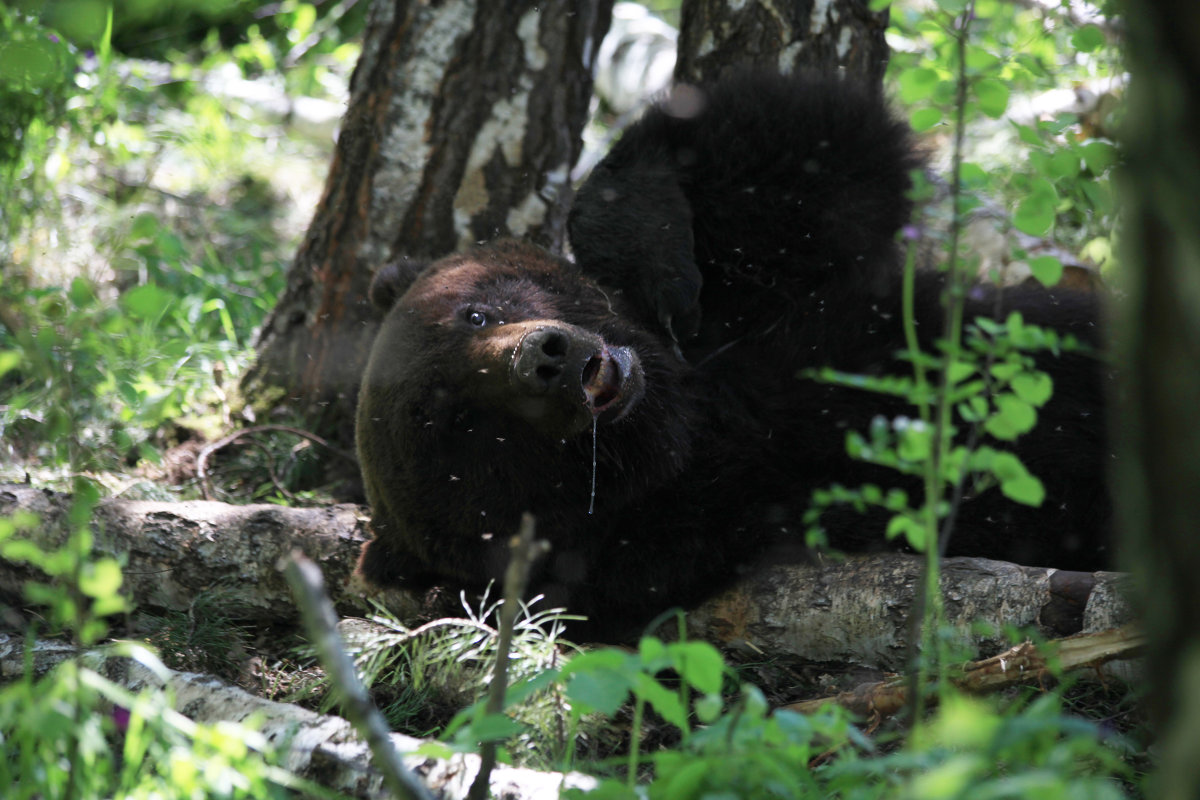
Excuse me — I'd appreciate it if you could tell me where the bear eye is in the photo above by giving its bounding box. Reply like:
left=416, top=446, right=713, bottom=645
left=460, top=309, right=504, bottom=328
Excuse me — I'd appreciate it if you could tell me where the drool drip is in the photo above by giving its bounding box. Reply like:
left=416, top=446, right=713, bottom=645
left=589, top=416, right=598, bottom=515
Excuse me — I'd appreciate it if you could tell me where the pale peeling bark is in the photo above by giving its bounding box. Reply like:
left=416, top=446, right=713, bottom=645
left=0, top=484, right=1133, bottom=673
left=0, top=633, right=596, bottom=800
left=676, top=0, right=890, bottom=85
left=686, top=553, right=1136, bottom=673
left=0, top=483, right=410, bottom=624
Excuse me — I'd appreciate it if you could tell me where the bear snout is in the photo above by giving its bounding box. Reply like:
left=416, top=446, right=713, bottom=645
left=512, top=326, right=582, bottom=396
left=510, top=324, right=645, bottom=427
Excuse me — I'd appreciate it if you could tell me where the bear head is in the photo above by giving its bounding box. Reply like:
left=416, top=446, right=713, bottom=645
left=356, top=239, right=695, bottom=592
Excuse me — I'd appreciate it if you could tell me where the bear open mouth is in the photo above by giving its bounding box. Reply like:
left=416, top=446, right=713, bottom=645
left=581, top=346, right=643, bottom=420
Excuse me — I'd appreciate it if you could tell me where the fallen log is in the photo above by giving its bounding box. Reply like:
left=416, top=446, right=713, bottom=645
left=0, top=632, right=595, bottom=800
left=0, top=482, right=413, bottom=623
left=0, top=483, right=1134, bottom=673
left=687, top=554, right=1135, bottom=675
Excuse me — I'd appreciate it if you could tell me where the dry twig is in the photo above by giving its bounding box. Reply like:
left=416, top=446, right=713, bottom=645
left=284, top=552, right=435, bottom=800
left=783, top=623, right=1145, bottom=719
left=468, top=514, right=549, bottom=800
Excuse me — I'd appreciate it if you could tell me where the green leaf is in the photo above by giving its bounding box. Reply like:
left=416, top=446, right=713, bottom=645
left=935, top=0, right=969, bottom=13
left=887, top=513, right=928, bottom=551
left=965, top=46, right=1000, bottom=71
left=462, top=713, right=524, bottom=743
left=990, top=361, right=1022, bottom=382
left=154, top=230, right=187, bottom=260
left=415, top=741, right=454, bottom=760
left=662, top=759, right=710, bottom=800
left=975, top=78, right=1010, bottom=119
left=845, top=430, right=867, bottom=460
left=566, top=671, right=633, bottom=714
left=897, top=422, right=932, bottom=462
left=1047, top=149, right=1081, bottom=179
left=0, top=350, right=22, bottom=380
left=984, top=395, right=1037, bottom=440
left=694, top=693, right=723, bottom=724
left=117, top=380, right=141, bottom=406
left=504, top=668, right=561, bottom=706
left=1081, top=236, right=1113, bottom=269
left=947, top=361, right=976, bottom=384
left=79, top=559, right=123, bottom=598
left=121, top=283, right=173, bottom=320
left=957, top=399, right=984, bottom=423
left=669, top=641, right=724, bottom=695
left=0, top=39, right=62, bottom=90
left=1011, top=372, right=1054, bottom=406
left=1081, top=179, right=1114, bottom=215
left=130, top=212, right=160, bottom=240
left=1005, top=311, right=1027, bottom=338
left=948, top=379, right=987, bottom=405
left=1080, top=140, right=1118, bottom=173
left=959, top=162, right=987, bottom=187
left=899, top=68, right=941, bottom=103
left=639, top=636, right=669, bottom=672
left=910, top=107, right=943, bottom=132
left=91, top=594, right=128, bottom=616
left=634, top=673, right=689, bottom=730
left=991, top=452, right=1046, bottom=506
left=564, top=781, right=637, bottom=800
left=1071, top=24, right=1106, bottom=53
left=68, top=277, right=96, bottom=308
left=1027, top=255, right=1063, bottom=287
left=1012, top=122, right=1043, bottom=147
left=1, top=538, right=46, bottom=566
left=1013, top=179, right=1058, bottom=236
left=564, top=651, right=635, bottom=715
left=47, top=0, right=111, bottom=45
left=1014, top=52, right=1049, bottom=79
left=884, top=488, right=909, bottom=510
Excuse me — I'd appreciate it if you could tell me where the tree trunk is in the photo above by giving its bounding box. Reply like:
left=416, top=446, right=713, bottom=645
left=675, top=0, right=890, bottom=85
left=1117, top=3, right=1200, bottom=799
left=244, top=1, right=613, bottom=453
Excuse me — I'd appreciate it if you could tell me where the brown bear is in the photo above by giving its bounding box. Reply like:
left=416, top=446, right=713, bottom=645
left=356, top=72, right=1109, bottom=637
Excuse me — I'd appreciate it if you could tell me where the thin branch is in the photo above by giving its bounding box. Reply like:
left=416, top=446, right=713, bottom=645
left=786, top=624, right=1144, bottom=719
left=284, top=552, right=435, bottom=800
left=468, top=513, right=548, bottom=800
left=907, top=1, right=978, bottom=726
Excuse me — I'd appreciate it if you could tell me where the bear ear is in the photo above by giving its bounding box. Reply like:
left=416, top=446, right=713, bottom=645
left=368, top=256, right=428, bottom=311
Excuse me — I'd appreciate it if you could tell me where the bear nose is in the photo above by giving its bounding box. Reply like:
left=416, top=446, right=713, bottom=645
left=513, top=327, right=574, bottom=394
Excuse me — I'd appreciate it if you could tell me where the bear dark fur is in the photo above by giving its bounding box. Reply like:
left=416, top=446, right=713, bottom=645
left=356, top=72, right=1110, bottom=636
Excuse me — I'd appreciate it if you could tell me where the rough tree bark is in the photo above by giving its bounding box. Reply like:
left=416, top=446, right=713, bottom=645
left=1117, top=3, right=1200, bottom=799
left=675, top=0, right=891, bottom=85
left=244, top=1, right=613, bottom=451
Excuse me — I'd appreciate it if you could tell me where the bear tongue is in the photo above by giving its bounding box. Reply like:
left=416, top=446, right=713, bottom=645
left=582, top=351, right=621, bottom=411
